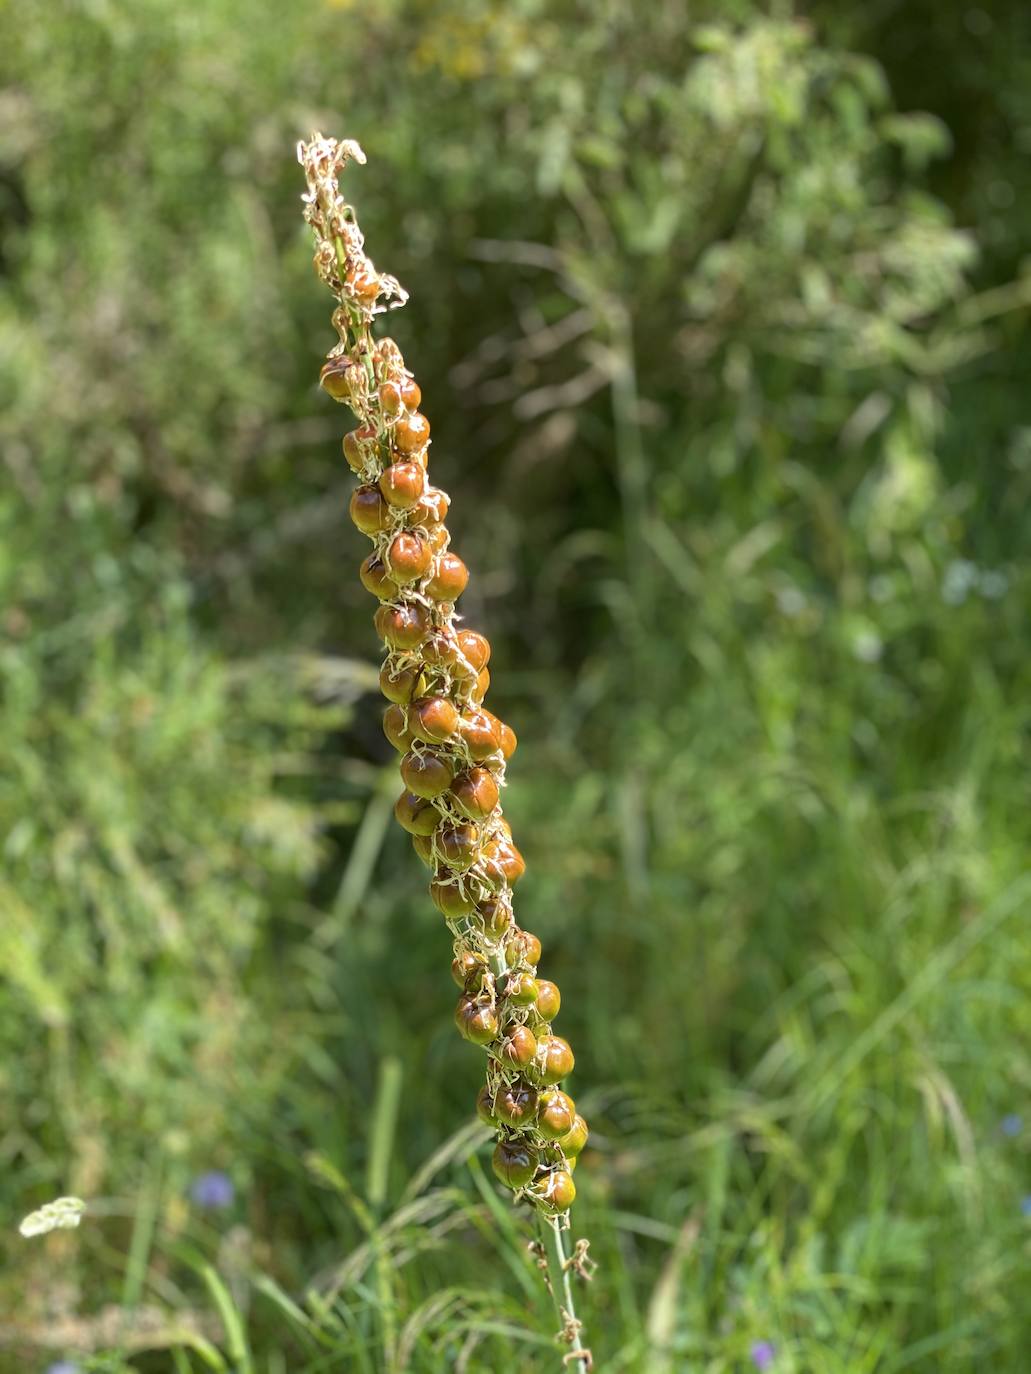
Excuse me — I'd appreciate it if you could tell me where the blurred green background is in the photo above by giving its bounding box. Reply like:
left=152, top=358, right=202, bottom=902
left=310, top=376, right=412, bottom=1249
left=2, top=1, right=1030, bottom=1370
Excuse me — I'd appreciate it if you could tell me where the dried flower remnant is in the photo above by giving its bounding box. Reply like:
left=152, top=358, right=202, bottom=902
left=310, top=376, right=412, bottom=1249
left=297, top=133, right=592, bottom=1369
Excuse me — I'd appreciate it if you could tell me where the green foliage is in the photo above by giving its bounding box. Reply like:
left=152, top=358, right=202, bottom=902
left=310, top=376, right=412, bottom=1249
left=1, top=1, right=1029, bottom=1371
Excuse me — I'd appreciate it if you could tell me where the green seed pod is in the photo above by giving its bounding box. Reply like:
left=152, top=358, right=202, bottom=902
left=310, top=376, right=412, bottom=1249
left=492, top=1139, right=537, bottom=1189
left=504, top=972, right=539, bottom=1007
left=493, top=1081, right=539, bottom=1128
left=499, top=1024, right=538, bottom=1070
left=526, top=1167, right=576, bottom=1214
left=558, top=1113, right=589, bottom=1159
left=534, top=979, right=561, bottom=1020
left=475, top=1083, right=496, bottom=1125
left=536, top=1089, right=576, bottom=1140
left=536, top=1034, right=574, bottom=1085
left=454, top=996, right=498, bottom=1045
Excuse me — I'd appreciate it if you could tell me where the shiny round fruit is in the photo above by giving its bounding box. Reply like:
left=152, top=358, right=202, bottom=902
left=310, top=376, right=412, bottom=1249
left=320, top=356, right=354, bottom=401
left=394, top=790, right=440, bottom=837
left=383, top=704, right=417, bottom=753
left=412, top=488, right=450, bottom=527
left=400, top=750, right=454, bottom=799
left=504, top=972, right=539, bottom=1007
left=386, top=532, right=433, bottom=584
left=476, top=896, right=511, bottom=938
left=379, top=662, right=422, bottom=704
left=437, top=822, right=481, bottom=871
left=394, top=411, right=430, bottom=455
left=342, top=424, right=377, bottom=473
left=527, top=1168, right=576, bottom=1214
left=481, top=840, right=526, bottom=887
left=451, top=951, right=486, bottom=988
left=426, top=524, right=449, bottom=554
left=457, top=630, right=491, bottom=671
left=360, top=554, right=394, bottom=600
left=536, top=1090, right=576, bottom=1140
left=425, top=552, right=469, bottom=602
left=507, top=929, right=542, bottom=966
left=379, top=461, right=425, bottom=510
left=350, top=485, right=391, bottom=536
left=411, top=696, right=459, bottom=744
left=379, top=380, right=404, bottom=417
left=475, top=1083, right=496, bottom=1125
left=537, top=1036, right=575, bottom=1085
left=429, top=880, right=476, bottom=919
left=454, top=996, right=498, bottom=1045
left=498, top=722, right=517, bottom=759
left=558, top=1114, right=589, bottom=1158
left=492, top=1139, right=537, bottom=1189
left=470, top=668, right=491, bottom=704
left=449, top=767, right=500, bottom=821
left=534, top=979, right=561, bottom=1020
left=494, top=1081, right=538, bottom=1128
left=375, top=602, right=431, bottom=650
left=460, top=710, right=501, bottom=761
left=422, top=631, right=460, bottom=667
left=412, top=833, right=434, bottom=867
left=500, top=1024, right=538, bottom=1070
left=401, top=377, right=421, bottom=409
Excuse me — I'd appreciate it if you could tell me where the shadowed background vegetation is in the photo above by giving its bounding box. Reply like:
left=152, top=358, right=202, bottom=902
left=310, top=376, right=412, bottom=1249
left=2, top=1, right=1030, bottom=1370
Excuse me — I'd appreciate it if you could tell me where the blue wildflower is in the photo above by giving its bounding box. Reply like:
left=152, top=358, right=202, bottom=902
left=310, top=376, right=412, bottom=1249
left=1000, top=1114, right=1022, bottom=1138
left=189, top=1170, right=235, bottom=1209
left=45, top=1363, right=81, bottom=1374
left=751, top=1340, right=776, bottom=1371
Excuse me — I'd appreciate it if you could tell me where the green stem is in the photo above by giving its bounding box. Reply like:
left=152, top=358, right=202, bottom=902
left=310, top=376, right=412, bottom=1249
left=538, top=1212, right=591, bottom=1369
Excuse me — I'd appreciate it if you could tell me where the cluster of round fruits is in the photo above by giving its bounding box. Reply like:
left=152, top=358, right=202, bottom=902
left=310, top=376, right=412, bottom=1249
left=301, top=149, right=587, bottom=1214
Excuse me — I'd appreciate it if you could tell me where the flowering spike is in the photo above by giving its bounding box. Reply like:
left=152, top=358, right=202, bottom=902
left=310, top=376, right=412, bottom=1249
left=297, top=134, right=593, bottom=1367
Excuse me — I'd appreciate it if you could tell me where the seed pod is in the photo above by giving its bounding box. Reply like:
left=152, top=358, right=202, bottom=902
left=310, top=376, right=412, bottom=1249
left=449, top=767, right=500, bottom=821
left=457, top=630, right=491, bottom=671
left=375, top=601, right=431, bottom=650
left=460, top=710, right=501, bottom=761
left=504, top=972, right=539, bottom=1007
left=475, top=1083, right=496, bottom=1125
left=534, top=979, right=560, bottom=1020
left=470, top=668, right=491, bottom=704
left=411, top=695, right=459, bottom=744
left=379, top=662, right=422, bottom=704
left=379, top=380, right=404, bottom=417
left=537, top=1089, right=576, bottom=1140
left=454, top=996, right=498, bottom=1045
left=526, top=1167, right=576, bottom=1214
left=476, top=895, right=511, bottom=939
left=411, top=487, right=450, bottom=527
left=506, top=929, right=542, bottom=966
left=536, top=1035, right=575, bottom=1085
left=343, top=424, right=377, bottom=472
left=558, top=1114, right=589, bottom=1159
left=400, top=750, right=454, bottom=799
left=492, top=1139, right=537, bottom=1189
left=426, top=523, right=449, bottom=554
left=425, top=551, right=469, bottom=602
left=499, top=1024, right=538, bottom=1070
left=320, top=356, right=355, bottom=401
left=394, top=411, right=431, bottom=454
left=383, top=703, right=417, bottom=752
left=412, top=833, right=434, bottom=867
left=350, top=484, right=391, bottom=535
left=360, top=554, right=395, bottom=600
left=451, top=951, right=486, bottom=988
left=394, top=790, right=440, bottom=837
left=437, top=822, right=481, bottom=871
left=481, top=839, right=526, bottom=887
left=386, top=532, right=433, bottom=584
left=379, top=461, right=425, bottom=509
left=400, top=377, right=422, bottom=409
left=429, top=879, right=477, bottom=919
left=493, top=1081, right=538, bottom=1128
